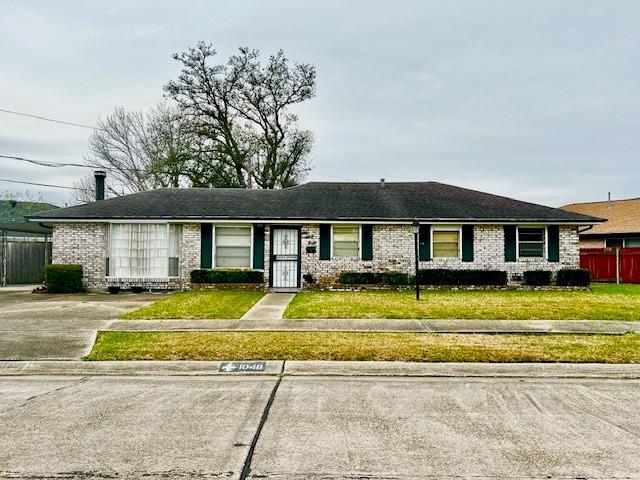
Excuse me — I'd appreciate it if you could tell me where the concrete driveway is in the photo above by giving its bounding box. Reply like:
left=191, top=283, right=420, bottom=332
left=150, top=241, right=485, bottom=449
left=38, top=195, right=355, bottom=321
left=0, top=368, right=639, bottom=479
left=0, top=288, right=163, bottom=360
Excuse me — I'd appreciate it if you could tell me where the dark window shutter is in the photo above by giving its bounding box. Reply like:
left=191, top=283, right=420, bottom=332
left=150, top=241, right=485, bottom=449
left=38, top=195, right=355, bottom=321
left=319, top=224, right=331, bottom=260
left=361, top=225, right=373, bottom=260
left=547, top=225, right=560, bottom=262
left=253, top=225, right=265, bottom=269
left=462, top=225, right=474, bottom=262
left=504, top=225, right=517, bottom=262
left=200, top=223, right=212, bottom=268
left=418, top=224, right=431, bottom=261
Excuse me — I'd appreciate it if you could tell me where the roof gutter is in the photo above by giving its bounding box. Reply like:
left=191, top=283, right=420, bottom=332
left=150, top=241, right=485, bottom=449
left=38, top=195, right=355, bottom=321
left=26, top=217, right=606, bottom=225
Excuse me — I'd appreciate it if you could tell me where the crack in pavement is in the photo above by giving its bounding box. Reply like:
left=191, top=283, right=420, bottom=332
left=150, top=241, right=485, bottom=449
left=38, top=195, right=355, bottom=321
left=239, top=362, right=285, bottom=480
left=0, top=376, right=89, bottom=416
left=0, top=470, right=234, bottom=478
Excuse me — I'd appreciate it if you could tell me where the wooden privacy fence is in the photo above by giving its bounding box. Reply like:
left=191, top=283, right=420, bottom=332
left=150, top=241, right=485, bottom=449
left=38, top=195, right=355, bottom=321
left=0, top=237, right=52, bottom=285
left=580, top=247, right=640, bottom=284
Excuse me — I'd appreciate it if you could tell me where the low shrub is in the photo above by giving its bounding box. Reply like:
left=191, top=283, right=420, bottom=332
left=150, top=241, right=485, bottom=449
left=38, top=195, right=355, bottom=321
left=190, top=269, right=264, bottom=284
left=555, top=268, right=591, bottom=287
left=385, top=271, right=410, bottom=285
left=45, top=264, right=84, bottom=293
left=107, top=286, right=121, bottom=295
left=523, top=270, right=552, bottom=286
left=416, top=269, right=508, bottom=286
left=303, top=273, right=316, bottom=284
left=130, top=286, right=146, bottom=294
left=339, top=272, right=379, bottom=284
left=339, top=271, right=410, bottom=285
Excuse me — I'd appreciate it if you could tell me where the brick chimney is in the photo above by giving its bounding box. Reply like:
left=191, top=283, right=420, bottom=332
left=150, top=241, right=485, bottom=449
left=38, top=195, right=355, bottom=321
left=94, top=170, right=106, bottom=201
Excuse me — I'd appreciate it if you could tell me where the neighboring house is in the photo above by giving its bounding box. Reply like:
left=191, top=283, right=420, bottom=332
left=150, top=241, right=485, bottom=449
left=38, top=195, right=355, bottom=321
left=561, top=197, right=640, bottom=248
left=0, top=200, right=58, bottom=236
left=28, top=180, right=601, bottom=290
left=0, top=200, right=58, bottom=285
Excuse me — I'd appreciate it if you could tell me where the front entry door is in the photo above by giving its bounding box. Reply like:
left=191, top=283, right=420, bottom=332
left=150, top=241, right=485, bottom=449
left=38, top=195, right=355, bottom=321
left=271, top=227, right=300, bottom=289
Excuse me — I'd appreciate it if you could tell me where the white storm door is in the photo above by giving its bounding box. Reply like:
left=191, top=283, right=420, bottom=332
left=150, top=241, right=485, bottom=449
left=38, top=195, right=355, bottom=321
left=271, top=228, right=299, bottom=288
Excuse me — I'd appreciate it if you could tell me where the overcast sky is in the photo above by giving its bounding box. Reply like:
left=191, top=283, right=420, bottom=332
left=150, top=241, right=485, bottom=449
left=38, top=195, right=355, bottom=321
left=1, top=0, right=638, bottom=208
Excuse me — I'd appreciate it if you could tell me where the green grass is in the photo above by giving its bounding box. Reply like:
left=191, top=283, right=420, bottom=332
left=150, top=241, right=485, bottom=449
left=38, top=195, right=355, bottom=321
left=284, top=284, right=640, bottom=320
left=119, top=290, right=264, bottom=319
left=85, top=331, right=640, bottom=363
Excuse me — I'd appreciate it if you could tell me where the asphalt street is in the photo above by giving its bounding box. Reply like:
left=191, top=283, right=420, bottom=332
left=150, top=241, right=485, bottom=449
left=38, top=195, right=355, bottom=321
left=1, top=371, right=639, bottom=479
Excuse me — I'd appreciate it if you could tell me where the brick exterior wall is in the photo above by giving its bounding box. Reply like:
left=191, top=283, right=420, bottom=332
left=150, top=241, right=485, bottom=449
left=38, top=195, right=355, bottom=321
left=52, top=222, right=580, bottom=290
left=52, top=223, right=107, bottom=289
left=300, top=224, right=580, bottom=287
left=180, top=223, right=201, bottom=286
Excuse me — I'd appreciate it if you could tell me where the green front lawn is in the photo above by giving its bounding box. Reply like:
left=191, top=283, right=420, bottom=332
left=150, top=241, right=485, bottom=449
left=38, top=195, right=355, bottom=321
left=119, top=290, right=264, bottom=319
left=284, top=284, right=640, bottom=320
left=85, top=331, right=640, bottom=363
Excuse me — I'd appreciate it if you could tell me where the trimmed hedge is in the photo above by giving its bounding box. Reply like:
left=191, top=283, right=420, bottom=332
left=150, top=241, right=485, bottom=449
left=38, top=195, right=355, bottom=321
left=339, top=271, right=410, bottom=285
left=45, top=264, right=84, bottom=293
left=386, top=271, right=411, bottom=286
left=416, top=269, right=508, bottom=286
left=523, top=270, right=552, bottom=286
left=339, top=270, right=507, bottom=286
left=190, top=269, right=264, bottom=284
left=555, top=268, right=591, bottom=287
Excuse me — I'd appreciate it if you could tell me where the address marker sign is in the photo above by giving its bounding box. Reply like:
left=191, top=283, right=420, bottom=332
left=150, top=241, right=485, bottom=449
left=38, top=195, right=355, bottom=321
left=219, top=361, right=266, bottom=373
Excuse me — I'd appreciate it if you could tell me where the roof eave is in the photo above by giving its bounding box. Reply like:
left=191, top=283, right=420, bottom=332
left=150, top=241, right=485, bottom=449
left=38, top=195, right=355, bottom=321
left=27, top=215, right=606, bottom=224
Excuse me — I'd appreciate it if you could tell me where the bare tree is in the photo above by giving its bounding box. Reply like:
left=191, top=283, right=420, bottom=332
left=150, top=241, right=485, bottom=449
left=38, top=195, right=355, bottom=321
left=164, top=43, right=316, bottom=189
left=73, top=103, right=195, bottom=202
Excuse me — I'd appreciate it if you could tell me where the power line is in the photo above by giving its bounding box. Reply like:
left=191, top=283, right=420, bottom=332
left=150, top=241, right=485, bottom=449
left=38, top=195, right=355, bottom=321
left=3, top=154, right=356, bottom=182
left=0, top=154, right=87, bottom=168
left=1, top=154, right=141, bottom=174
left=0, top=177, right=91, bottom=191
left=0, top=108, right=106, bottom=131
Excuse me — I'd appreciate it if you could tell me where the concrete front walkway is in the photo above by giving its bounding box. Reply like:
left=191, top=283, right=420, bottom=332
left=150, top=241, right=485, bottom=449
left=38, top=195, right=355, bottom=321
left=240, top=292, right=295, bottom=320
left=106, top=317, right=640, bottom=334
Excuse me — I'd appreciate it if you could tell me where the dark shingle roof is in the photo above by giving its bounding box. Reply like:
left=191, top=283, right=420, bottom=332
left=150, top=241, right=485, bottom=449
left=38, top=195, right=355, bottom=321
left=28, top=182, right=603, bottom=223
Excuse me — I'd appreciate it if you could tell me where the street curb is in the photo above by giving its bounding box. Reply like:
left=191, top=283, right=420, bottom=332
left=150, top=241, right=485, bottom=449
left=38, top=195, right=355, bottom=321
left=2, top=360, right=640, bottom=379
left=283, top=361, right=640, bottom=378
left=0, top=360, right=284, bottom=377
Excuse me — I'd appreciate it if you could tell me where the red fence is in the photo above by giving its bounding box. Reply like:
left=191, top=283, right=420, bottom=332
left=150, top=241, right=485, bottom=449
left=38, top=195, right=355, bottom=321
left=580, top=248, right=640, bottom=283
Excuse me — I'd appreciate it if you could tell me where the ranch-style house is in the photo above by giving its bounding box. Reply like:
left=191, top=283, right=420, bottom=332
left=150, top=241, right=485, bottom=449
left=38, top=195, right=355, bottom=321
left=28, top=175, right=603, bottom=291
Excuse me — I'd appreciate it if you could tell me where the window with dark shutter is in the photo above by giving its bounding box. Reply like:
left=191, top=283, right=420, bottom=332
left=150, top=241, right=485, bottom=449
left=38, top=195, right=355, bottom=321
left=418, top=224, right=431, bottom=261
left=253, top=226, right=265, bottom=269
left=361, top=225, right=373, bottom=260
left=504, top=225, right=516, bottom=262
left=319, top=224, right=330, bottom=260
left=200, top=223, right=212, bottom=268
left=462, top=225, right=474, bottom=262
left=547, top=225, right=559, bottom=262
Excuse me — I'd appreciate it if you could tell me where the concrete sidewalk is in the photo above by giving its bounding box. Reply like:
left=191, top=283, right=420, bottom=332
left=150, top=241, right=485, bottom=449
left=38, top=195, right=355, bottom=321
left=106, top=317, right=640, bottom=334
left=2, top=360, right=640, bottom=378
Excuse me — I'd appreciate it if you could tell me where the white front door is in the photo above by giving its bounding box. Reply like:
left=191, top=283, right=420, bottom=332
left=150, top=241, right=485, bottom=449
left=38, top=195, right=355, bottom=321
left=271, top=227, right=299, bottom=288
